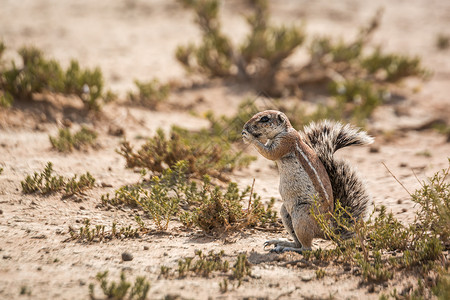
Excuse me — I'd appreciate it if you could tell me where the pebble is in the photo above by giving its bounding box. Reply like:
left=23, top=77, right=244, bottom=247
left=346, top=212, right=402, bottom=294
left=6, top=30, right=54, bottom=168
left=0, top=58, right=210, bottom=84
left=300, top=274, right=313, bottom=282
left=369, top=145, right=380, bottom=153
left=143, top=246, right=149, bottom=250
left=122, top=252, right=133, bottom=261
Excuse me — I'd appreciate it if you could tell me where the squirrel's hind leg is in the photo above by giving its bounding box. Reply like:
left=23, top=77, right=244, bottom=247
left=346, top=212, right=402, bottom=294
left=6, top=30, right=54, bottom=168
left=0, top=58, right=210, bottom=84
left=263, top=204, right=304, bottom=253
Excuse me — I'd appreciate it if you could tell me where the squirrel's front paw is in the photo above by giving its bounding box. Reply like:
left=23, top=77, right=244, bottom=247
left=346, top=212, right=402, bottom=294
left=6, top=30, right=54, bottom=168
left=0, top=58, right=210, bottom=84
left=242, top=130, right=255, bottom=144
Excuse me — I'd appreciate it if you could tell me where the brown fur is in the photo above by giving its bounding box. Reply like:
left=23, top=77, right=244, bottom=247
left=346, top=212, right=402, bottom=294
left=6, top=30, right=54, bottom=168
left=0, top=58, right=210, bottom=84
left=243, top=110, right=373, bottom=252
left=243, top=110, right=334, bottom=251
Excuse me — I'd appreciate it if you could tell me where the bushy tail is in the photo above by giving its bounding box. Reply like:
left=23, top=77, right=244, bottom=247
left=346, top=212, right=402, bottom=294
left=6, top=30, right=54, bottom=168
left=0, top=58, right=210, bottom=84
left=301, top=120, right=374, bottom=157
left=300, top=121, right=373, bottom=237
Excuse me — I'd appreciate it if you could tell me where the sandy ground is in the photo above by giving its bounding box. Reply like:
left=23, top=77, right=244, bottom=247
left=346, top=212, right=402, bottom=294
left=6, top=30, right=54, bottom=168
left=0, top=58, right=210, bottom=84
left=0, top=0, right=450, bottom=299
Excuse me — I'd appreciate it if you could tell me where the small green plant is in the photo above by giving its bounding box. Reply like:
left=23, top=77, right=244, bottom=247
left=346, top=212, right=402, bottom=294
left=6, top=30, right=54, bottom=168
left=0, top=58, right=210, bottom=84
left=0, top=44, right=108, bottom=110
left=88, top=271, right=150, bottom=300
left=159, top=250, right=251, bottom=287
left=21, top=162, right=96, bottom=196
left=315, top=268, right=326, bottom=279
left=177, top=250, right=229, bottom=278
left=411, top=160, right=450, bottom=248
left=433, top=271, right=450, bottom=300
left=356, top=251, right=393, bottom=283
left=219, top=279, right=228, bottom=293
left=67, top=219, right=143, bottom=243
left=21, top=162, right=65, bottom=194
left=231, top=253, right=251, bottom=287
left=64, top=172, right=96, bottom=196
left=184, top=178, right=277, bottom=233
left=102, top=161, right=278, bottom=233
left=0, top=91, right=13, bottom=108
left=127, top=79, right=170, bottom=109
left=102, top=162, right=187, bottom=231
left=49, top=126, right=98, bottom=152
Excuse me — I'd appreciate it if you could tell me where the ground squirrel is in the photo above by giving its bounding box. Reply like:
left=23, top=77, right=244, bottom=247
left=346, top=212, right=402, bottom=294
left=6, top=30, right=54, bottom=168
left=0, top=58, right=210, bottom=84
left=242, top=110, right=373, bottom=253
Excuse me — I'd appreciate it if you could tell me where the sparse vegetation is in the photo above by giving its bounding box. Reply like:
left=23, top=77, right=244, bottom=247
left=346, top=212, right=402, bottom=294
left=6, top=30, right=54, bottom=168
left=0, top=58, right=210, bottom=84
left=64, top=172, right=96, bottom=196
left=117, top=126, right=255, bottom=181
left=176, top=0, right=428, bottom=123
left=21, top=162, right=96, bottom=196
left=159, top=250, right=251, bottom=288
left=89, top=271, right=150, bottom=300
left=66, top=218, right=144, bottom=243
left=127, top=79, right=170, bottom=109
left=231, top=253, right=252, bottom=287
left=177, top=250, right=229, bottom=278
left=307, top=159, right=450, bottom=294
left=49, top=126, right=98, bottom=152
left=0, top=43, right=110, bottom=110
left=101, top=161, right=278, bottom=233
left=21, top=162, right=65, bottom=194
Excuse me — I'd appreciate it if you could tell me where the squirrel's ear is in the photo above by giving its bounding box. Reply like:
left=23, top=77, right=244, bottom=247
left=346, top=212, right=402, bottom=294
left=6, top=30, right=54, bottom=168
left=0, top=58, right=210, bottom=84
left=277, top=112, right=285, bottom=124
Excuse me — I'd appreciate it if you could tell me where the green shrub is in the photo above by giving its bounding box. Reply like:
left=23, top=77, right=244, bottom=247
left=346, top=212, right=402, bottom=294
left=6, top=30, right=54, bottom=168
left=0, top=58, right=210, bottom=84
left=67, top=218, right=143, bottom=243
left=205, top=99, right=260, bottom=143
left=177, top=250, right=229, bottom=278
left=158, top=250, right=251, bottom=287
left=411, top=160, right=450, bottom=248
left=308, top=158, right=450, bottom=289
left=176, top=0, right=234, bottom=77
left=329, top=79, right=386, bottom=123
left=177, top=1, right=427, bottom=122
left=49, top=126, right=98, bottom=152
left=0, top=91, right=13, bottom=108
left=433, top=271, right=450, bottom=300
left=21, top=162, right=96, bottom=196
left=102, top=161, right=278, bottom=233
left=64, top=172, right=96, bottom=196
left=231, top=253, right=251, bottom=287
left=177, top=0, right=304, bottom=88
left=88, top=271, right=150, bottom=300
left=0, top=44, right=108, bottom=110
left=117, top=126, right=254, bottom=181
left=361, top=48, right=428, bottom=82
left=183, top=178, right=277, bottom=233
left=21, top=162, right=65, bottom=194
left=127, top=79, right=170, bottom=109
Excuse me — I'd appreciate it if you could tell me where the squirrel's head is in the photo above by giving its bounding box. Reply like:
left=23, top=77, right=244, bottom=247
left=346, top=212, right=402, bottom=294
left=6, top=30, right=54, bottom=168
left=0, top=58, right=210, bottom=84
left=243, top=110, right=292, bottom=141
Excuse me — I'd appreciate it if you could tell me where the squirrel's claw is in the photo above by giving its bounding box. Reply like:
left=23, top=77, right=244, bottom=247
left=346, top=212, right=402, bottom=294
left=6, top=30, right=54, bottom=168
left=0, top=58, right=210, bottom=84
left=271, top=245, right=306, bottom=254
left=269, top=245, right=285, bottom=253
left=264, top=239, right=309, bottom=254
left=263, top=239, right=279, bottom=250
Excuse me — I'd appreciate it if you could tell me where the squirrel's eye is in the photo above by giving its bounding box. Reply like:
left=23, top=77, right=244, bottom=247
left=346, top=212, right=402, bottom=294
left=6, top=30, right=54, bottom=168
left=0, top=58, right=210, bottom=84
left=260, top=116, right=270, bottom=123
